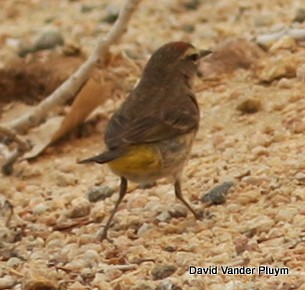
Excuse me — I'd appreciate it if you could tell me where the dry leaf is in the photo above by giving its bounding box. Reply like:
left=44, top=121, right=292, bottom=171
left=22, top=76, right=111, bottom=159
left=51, top=76, right=112, bottom=143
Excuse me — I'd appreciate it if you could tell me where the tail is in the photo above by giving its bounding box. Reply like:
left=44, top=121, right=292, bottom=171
left=78, top=149, right=125, bottom=164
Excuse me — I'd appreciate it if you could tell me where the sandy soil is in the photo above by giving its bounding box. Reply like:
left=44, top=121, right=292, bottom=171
left=0, top=0, right=305, bottom=289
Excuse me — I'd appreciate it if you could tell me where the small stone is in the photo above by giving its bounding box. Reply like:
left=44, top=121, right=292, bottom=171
left=181, top=24, right=195, bottom=33
left=269, top=35, right=297, bottom=52
left=61, top=42, right=82, bottom=56
left=156, top=282, right=182, bottom=290
left=293, top=7, right=305, bottom=23
left=32, top=203, right=49, bottom=215
left=33, top=28, right=64, bottom=50
left=55, top=172, right=77, bottom=187
left=201, top=181, right=234, bottom=204
left=284, top=117, right=305, bottom=134
left=81, top=4, right=96, bottom=13
left=67, top=200, right=90, bottom=218
left=296, top=63, right=305, bottom=81
left=254, top=14, right=274, bottom=27
left=0, top=226, right=16, bottom=243
left=131, top=282, right=154, bottom=290
left=236, top=98, right=262, bottom=114
left=151, top=264, right=177, bottom=280
left=239, top=215, right=275, bottom=233
left=242, top=176, right=269, bottom=186
left=57, top=162, right=77, bottom=173
left=87, top=186, right=115, bottom=203
left=137, top=223, right=153, bottom=237
left=295, top=172, right=305, bottom=183
left=258, top=55, right=297, bottom=83
left=6, top=257, right=23, bottom=267
left=277, top=78, right=292, bottom=88
left=156, top=211, right=171, bottom=222
left=251, top=146, right=269, bottom=158
left=0, top=275, right=16, bottom=289
left=168, top=204, right=188, bottom=218
left=183, top=0, right=200, bottom=10
left=102, top=8, right=119, bottom=24
left=277, top=208, right=298, bottom=222
left=163, top=245, right=176, bottom=252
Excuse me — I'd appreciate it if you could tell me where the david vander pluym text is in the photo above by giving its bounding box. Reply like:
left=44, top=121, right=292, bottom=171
left=189, top=265, right=289, bottom=276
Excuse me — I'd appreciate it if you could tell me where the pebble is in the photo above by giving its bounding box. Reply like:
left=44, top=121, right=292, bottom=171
left=236, top=98, right=262, bottom=114
left=57, top=162, right=77, bottom=173
left=254, top=13, right=274, bottom=27
left=91, top=273, right=111, bottom=289
left=278, top=207, right=298, bottom=223
left=151, top=264, right=177, bottom=280
left=296, top=63, right=305, bottom=81
left=137, top=223, right=153, bottom=237
left=0, top=227, right=15, bottom=243
left=251, top=146, right=269, bottom=158
left=104, top=268, right=122, bottom=281
left=65, top=259, right=87, bottom=271
left=69, top=281, right=86, bottom=290
left=131, top=282, right=154, bottom=290
left=168, top=204, right=188, bottom=218
left=293, top=7, right=305, bottom=23
left=102, top=8, right=119, bottom=24
left=239, top=215, right=275, bottom=233
left=269, top=35, right=297, bottom=52
left=83, top=249, right=100, bottom=264
left=201, top=181, right=234, bottom=204
left=32, top=203, right=50, bottom=215
left=295, top=172, right=305, bottom=181
left=67, top=201, right=90, bottom=218
left=258, top=55, right=297, bottom=83
left=87, top=186, right=115, bottom=203
left=55, top=172, right=77, bottom=187
left=156, top=210, right=171, bottom=222
left=6, top=257, right=23, bottom=267
left=183, top=0, right=200, bottom=10
left=242, top=176, right=269, bottom=186
left=33, top=28, right=64, bottom=50
left=0, top=275, right=16, bottom=289
left=156, top=281, right=182, bottom=290
left=277, top=78, right=293, bottom=88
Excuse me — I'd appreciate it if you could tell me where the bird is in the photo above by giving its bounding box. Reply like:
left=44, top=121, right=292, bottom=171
left=79, top=41, right=212, bottom=241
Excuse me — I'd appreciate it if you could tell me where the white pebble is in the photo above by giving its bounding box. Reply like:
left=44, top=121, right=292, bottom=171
left=0, top=275, right=16, bottom=289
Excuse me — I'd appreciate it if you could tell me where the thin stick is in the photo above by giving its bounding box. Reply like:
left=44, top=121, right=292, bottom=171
left=0, top=125, right=31, bottom=152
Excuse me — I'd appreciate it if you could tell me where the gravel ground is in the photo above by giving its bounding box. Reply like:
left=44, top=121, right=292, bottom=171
left=1, top=0, right=305, bottom=289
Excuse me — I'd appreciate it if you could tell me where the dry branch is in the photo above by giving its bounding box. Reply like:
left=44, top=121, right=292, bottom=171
left=256, top=27, right=305, bottom=47
left=5, top=0, right=141, bottom=133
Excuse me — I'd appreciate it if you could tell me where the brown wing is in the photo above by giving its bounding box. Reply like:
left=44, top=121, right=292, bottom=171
left=105, top=93, right=199, bottom=149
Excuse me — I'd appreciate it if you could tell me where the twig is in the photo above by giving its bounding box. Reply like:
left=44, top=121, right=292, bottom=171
left=0, top=125, right=31, bottom=152
left=5, top=0, right=141, bottom=133
left=256, top=27, right=305, bottom=47
left=0, top=125, right=32, bottom=174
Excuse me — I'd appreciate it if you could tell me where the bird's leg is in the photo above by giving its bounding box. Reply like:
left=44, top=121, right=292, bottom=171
left=174, top=179, right=200, bottom=220
left=98, top=177, right=128, bottom=241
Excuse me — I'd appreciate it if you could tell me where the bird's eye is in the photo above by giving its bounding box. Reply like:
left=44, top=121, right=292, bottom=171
left=186, top=53, right=200, bottom=62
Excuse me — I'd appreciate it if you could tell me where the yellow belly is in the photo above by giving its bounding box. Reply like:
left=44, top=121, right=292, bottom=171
left=108, top=131, right=196, bottom=183
left=108, top=145, right=163, bottom=182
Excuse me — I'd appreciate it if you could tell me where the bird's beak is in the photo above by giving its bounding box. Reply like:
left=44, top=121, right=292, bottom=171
left=199, top=49, right=212, bottom=59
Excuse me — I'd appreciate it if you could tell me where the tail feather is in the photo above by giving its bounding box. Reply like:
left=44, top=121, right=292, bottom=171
left=78, top=149, right=125, bottom=164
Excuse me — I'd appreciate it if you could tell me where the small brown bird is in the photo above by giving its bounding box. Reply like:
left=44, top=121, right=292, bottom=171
left=79, top=41, right=211, bottom=240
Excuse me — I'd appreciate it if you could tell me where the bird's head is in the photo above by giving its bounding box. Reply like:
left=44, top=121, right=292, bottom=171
left=142, top=41, right=211, bottom=86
